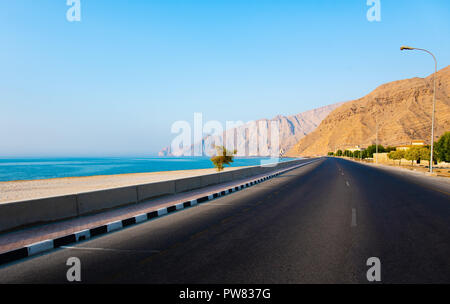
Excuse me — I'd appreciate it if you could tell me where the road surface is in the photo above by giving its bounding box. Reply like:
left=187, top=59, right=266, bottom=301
left=1, top=157, right=449, bottom=283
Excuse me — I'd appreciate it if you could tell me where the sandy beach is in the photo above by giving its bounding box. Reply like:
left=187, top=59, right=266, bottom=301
left=0, top=166, right=249, bottom=204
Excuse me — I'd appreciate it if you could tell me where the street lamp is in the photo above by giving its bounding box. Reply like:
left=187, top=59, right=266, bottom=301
left=400, top=46, right=437, bottom=173
left=376, top=117, right=378, bottom=164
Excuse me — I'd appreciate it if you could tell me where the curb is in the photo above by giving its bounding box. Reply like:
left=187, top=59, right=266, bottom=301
left=0, top=159, right=318, bottom=266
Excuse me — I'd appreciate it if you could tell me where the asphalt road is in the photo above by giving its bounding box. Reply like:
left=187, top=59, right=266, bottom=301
left=1, top=157, right=449, bottom=283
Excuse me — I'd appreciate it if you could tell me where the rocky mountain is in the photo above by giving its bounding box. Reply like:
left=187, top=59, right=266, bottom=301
left=288, top=66, right=450, bottom=157
left=158, top=102, right=344, bottom=157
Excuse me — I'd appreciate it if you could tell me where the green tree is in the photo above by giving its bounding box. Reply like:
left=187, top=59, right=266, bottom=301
left=435, top=132, right=450, bottom=163
left=388, top=150, right=404, bottom=165
left=405, top=146, right=421, bottom=166
left=418, top=146, right=437, bottom=166
left=361, top=150, right=368, bottom=159
left=328, top=152, right=335, bottom=156
left=353, top=150, right=361, bottom=159
left=336, top=150, right=343, bottom=157
left=366, top=144, right=385, bottom=158
left=210, top=146, right=237, bottom=171
left=419, top=147, right=430, bottom=161
left=385, top=146, right=397, bottom=153
left=343, top=150, right=353, bottom=157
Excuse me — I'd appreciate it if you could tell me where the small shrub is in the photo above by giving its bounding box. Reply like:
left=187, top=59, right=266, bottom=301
left=210, top=146, right=237, bottom=172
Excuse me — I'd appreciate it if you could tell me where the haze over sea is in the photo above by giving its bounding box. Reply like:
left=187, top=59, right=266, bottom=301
left=0, top=157, right=297, bottom=182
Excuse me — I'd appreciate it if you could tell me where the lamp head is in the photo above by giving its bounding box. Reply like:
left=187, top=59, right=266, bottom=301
left=400, top=46, right=414, bottom=51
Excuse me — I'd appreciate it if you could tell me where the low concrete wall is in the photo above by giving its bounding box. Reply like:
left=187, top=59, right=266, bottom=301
left=231, top=168, right=247, bottom=180
left=77, top=186, right=138, bottom=214
left=200, top=173, right=220, bottom=188
left=137, top=180, right=175, bottom=202
left=252, top=166, right=262, bottom=174
left=218, top=171, right=233, bottom=183
left=174, top=176, right=202, bottom=193
left=0, top=195, right=78, bottom=232
left=0, top=158, right=309, bottom=232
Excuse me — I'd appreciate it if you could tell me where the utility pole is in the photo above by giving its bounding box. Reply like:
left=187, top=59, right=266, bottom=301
left=400, top=46, right=437, bottom=173
left=376, top=118, right=378, bottom=165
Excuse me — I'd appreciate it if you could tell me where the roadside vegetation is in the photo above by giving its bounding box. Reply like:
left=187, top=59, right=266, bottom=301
left=436, top=132, right=450, bottom=163
left=327, top=133, right=450, bottom=174
left=210, top=146, right=237, bottom=171
left=327, top=144, right=394, bottom=160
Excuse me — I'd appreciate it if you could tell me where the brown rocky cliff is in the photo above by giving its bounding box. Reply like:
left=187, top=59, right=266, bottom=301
left=159, top=102, right=344, bottom=156
left=287, top=66, right=450, bottom=156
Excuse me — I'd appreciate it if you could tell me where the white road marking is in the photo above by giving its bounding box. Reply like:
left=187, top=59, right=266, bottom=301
left=351, top=208, right=357, bottom=227
left=61, top=246, right=160, bottom=253
left=201, top=203, right=235, bottom=206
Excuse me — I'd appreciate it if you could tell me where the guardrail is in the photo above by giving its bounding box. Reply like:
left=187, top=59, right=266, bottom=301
left=0, top=159, right=309, bottom=232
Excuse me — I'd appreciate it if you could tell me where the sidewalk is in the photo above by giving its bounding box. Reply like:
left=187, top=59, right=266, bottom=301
left=0, top=161, right=315, bottom=255
left=346, top=158, right=450, bottom=196
left=354, top=159, right=450, bottom=182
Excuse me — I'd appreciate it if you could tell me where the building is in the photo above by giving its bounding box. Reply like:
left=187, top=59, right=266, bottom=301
left=396, top=145, right=411, bottom=151
left=347, top=146, right=366, bottom=153
left=411, top=140, right=426, bottom=146
left=396, top=140, right=426, bottom=151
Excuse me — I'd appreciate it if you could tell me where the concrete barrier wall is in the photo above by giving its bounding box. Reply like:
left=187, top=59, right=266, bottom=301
left=231, top=168, right=252, bottom=180
left=0, top=158, right=310, bottom=232
left=0, top=195, right=78, bottom=232
left=137, top=180, right=175, bottom=202
left=174, top=176, right=202, bottom=193
left=77, top=186, right=138, bottom=214
left=218, top=171, right=233, bottom=183
left=250, top=167, right=262, bottom=176
left=200, top=173, right=220, bottom=188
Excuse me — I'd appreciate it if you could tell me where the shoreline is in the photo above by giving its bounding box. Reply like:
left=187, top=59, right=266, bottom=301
left=0, top=166, right=249, bottom=184
left=0, top=156, right=294, bottom=183
left=0, top=166, right=251, bottom=204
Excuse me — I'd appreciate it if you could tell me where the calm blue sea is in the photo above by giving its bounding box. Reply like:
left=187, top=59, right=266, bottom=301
left=0, top=157, right=297, bottom=182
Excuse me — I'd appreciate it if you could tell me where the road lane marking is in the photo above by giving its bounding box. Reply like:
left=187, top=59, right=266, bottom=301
left=351, top=208, right=357, bottom=227
left=60, top=160, right=320, bottom=281
left=60, top=246, right=160, bottom=253
left=201, top=203, right=235, bottom=206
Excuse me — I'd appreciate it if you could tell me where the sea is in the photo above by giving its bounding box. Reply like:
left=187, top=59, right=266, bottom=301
left=0, top=157, right=298, bottom=182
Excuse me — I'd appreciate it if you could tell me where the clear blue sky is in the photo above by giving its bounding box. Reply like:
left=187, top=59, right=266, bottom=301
left=1, top=0, right=449, bottom=156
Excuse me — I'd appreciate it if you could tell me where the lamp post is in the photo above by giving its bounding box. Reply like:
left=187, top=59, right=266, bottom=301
left=376, top=118, right=378, bottom=164
left=360, top=106, right=366, bottom=162
left=400, top=46, right=437, bottom=173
